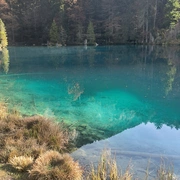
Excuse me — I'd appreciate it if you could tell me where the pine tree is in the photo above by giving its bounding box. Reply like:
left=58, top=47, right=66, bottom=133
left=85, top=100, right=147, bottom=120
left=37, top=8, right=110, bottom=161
left=59, top=26, right=67, bottom=45
left=87, top=21, right=96, bottom=45
left=76, top=24, right=83, bottom=44
left=0, top=19, right=8, bottom=48
left=49, top=20, right=58, bottom=44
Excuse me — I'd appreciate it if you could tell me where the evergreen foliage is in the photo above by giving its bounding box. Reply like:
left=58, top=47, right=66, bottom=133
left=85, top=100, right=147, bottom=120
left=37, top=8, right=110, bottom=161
left=166, top=0, right=180, bottom=27
left=87, top=21, right=96, bottom=45
left=0, top=18, right=8, bottom=48
left=76, top=24, right=83, bottom=44
left=49, top=20, right=58, bottom=44
left=1, top=0, right=180, bottom=45
left=59, top=26, right=67, bottom=45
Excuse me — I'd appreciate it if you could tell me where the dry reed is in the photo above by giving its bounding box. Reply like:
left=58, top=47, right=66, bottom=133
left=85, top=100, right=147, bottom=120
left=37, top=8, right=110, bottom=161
left=87, top=150, right=132, bottom=180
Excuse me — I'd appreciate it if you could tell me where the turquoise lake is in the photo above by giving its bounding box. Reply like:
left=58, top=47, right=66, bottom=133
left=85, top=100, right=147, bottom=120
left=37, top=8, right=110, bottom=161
left=0, top=45, right=180, bottom=178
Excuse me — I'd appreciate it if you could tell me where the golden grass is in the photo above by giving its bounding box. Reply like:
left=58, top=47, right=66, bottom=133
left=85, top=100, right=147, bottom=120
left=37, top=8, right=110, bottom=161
left=29, top=150, right=82, bottom=180
left=9, top=156, right=34, bottom=171
left=87, top=150, right=179, bottom=180
left=0, top=102, right=8, bottom=120
left=0, top=168, right=12, bottom=179
left=157, top=162, right=176, bottom=180
left=87, top=150, right=132, bottom=180
left=25, top=116, right=69, bottom=151
left=0, top=102, right=70, bottom=164
left=0, top=102, right=81, bottom=179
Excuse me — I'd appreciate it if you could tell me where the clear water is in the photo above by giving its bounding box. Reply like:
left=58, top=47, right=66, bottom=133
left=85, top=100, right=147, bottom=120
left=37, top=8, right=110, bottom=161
left=0, top=45, right=180, bottom=176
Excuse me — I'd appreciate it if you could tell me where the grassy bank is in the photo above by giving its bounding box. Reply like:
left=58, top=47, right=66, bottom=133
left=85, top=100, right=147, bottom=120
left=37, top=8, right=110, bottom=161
left=0, top=102, right=82, bottom=179
left=0, top=102, right=178, bottom=179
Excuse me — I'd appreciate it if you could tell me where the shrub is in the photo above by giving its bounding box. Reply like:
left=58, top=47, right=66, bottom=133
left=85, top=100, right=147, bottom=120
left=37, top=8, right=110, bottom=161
left=9, top=156, right=33, bottom=172
left=0, top=107, right=69, bottom=162
left=29, top=150, right=82, bottom=180
left=25, top=116, right=69, bottom=151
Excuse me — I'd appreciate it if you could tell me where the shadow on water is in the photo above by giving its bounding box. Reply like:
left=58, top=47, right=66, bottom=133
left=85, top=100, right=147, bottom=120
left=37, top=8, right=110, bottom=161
left=0, top=45, right=180, bottom=147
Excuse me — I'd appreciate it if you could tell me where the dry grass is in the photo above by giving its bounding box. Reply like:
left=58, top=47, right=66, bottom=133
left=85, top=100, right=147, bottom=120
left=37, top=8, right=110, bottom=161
left=29, top=150, right=82, bottom=180
left=87, top=151, right=179, bottom=180
left=0, top=102, right=8, bottom=120
left=24, top=116, right=69, bottom=151
left=1, top=138, right=47, bottom=163
left=87, top=150, right=132, bottom=180
left=0, top=110, right=69, bottom=163
left=0, top=168, right=12, bottom=180
left=9, top=156, right=34, bottom=171
left=157, top=162, right=176, bottom=180
left=0, top=117, right=47, bottom=162
left=0, top=102, right=81, bottom=179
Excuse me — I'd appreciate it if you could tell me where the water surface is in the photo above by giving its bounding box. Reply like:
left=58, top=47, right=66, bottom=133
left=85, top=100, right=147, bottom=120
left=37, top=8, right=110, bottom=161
left=0, top=45, right=180, bottom=177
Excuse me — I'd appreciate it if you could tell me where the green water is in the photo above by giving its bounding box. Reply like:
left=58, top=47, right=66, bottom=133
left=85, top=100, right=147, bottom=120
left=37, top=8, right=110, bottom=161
left=0, top=46, right=180, bottom=147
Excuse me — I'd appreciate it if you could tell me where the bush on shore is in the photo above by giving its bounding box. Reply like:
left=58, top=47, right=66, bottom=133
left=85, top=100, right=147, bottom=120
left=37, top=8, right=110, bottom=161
left=0, top=102, right=82, bottom=179
left=0, top=102, right=178, bottom=180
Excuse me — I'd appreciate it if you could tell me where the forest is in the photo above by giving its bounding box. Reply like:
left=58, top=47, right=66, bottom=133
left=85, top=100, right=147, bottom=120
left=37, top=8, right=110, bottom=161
left=1, top=0, right=180, bottom=46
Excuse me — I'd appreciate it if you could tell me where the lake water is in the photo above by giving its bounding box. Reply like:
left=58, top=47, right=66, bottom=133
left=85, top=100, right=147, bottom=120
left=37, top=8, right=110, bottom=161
left=0, top=45, right=180, bottom=178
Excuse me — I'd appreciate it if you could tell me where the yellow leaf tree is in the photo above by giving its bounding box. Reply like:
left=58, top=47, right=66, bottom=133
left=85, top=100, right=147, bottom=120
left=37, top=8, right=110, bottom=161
left=0, top=19, right=8, bottom=48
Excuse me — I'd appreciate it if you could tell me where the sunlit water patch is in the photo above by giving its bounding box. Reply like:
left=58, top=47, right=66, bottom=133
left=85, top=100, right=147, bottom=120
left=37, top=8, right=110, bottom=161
left=0, top=46, right=180, bottom=176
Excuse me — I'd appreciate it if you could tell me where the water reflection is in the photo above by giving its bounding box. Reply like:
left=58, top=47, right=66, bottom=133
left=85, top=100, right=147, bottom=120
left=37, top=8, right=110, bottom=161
left=165, top=58, right=177, bottom=95
left=0, top=48, right=9, bottom=74
left=1, top=46, right=180, bottom=146
left=72, top=122, right=180, bottom=178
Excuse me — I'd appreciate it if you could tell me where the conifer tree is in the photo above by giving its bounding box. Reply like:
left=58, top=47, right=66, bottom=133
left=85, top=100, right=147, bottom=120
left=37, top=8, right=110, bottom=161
left=87, top=21, right=96, bottom=45
left=0, top=19, right=8, bottom=48
left=49, top=20, right=58, bottom=44
left=76, top=24, right=83, bottom=44
left=59, top=26, right=67, bottom=45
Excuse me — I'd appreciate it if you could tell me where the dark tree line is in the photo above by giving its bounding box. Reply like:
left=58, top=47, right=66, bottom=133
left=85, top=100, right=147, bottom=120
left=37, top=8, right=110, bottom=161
left=0, top=0, right=180, bottom=46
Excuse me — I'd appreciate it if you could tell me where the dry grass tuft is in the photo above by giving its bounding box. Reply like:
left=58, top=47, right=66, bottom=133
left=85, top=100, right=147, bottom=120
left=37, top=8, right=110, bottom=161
left=9, top=156, right=34, bottom=172
left=157, top=162, right=177, bottom=180
left=24, top=116, right=69, bottom=151
left=0, top=168, right=12, bottom=179
left=0, top=120, right=48, bottom=163
left=29, top=150, right=82, bottom=180
left=87, top=150, right=132, bottom=180
left=0, top=102, right=8, bottom=120
left=0, top=103, right=69, bottom=163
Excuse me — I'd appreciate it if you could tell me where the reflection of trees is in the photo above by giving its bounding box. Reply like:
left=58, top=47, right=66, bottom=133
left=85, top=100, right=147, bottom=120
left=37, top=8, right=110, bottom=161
left=165, top=59, right=176, bottom=95
left=87, top=47, right=96, bottom=67
left=159, top=46, right=180, bottom=96
left=152, top=118, right=180, bottom=130
left=0, top=48, right=9, bottom=74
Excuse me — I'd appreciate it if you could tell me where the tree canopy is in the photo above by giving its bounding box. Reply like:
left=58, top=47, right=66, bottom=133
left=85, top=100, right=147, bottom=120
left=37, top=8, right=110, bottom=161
left=87, top=21, right=95, bottom=45
left=0, top=18, right=8, bottom=48
left=0, top=0, right=179, bottom=45
left=49, top=20, right=58, bottom=44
